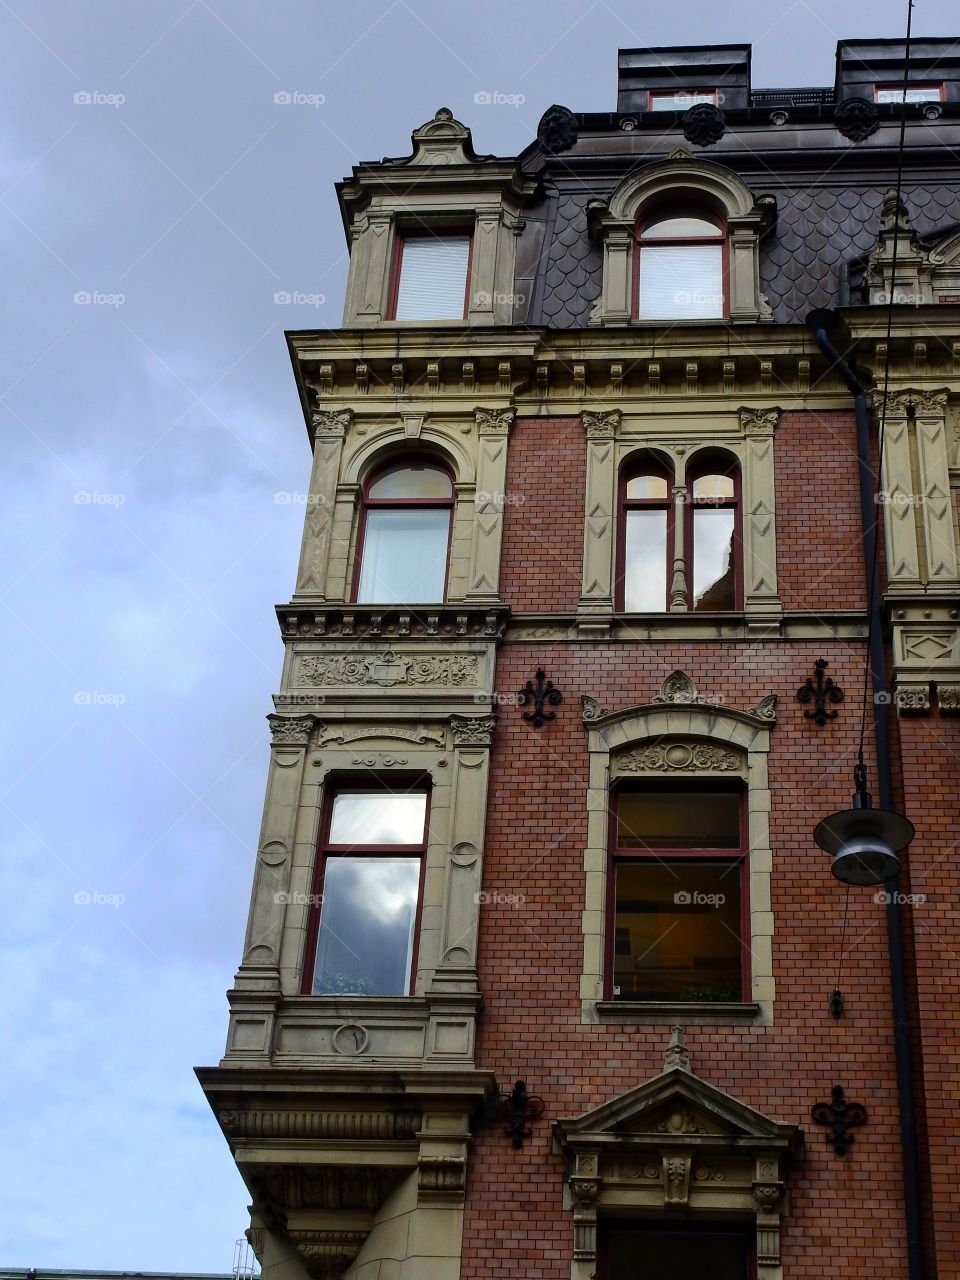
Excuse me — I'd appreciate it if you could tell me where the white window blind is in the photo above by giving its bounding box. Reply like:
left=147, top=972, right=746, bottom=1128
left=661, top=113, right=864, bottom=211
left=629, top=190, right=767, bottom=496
left=394, top=235, right=470, bottom=320
left=638, top=243, right=723, bottom=319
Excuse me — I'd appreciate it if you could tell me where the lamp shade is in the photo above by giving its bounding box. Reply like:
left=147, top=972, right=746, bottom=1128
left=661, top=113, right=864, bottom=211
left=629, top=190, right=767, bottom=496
left=814, top=805, right=915, bottom=887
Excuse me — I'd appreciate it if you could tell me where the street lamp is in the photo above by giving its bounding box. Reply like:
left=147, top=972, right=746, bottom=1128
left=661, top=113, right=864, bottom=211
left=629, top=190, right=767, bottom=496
left=814, top=764, right=915, bottom=887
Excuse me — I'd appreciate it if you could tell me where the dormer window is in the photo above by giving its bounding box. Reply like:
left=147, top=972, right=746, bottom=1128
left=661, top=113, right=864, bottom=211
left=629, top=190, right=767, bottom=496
left=635, top=209, right=726, bottom=320
left=874, top=83, right=943, bottom=104
left=389, top=231, right=471, bottom=320
left=648, top=89, right=718, bottom=111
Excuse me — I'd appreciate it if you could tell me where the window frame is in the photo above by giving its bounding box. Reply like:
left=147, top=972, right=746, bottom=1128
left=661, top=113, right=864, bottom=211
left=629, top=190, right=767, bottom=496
left=604, top=779, right=750, bottom=1004
left=686, top=455, right=743, bottom=611
left=301, top=776, right=431, bottom=997
left=873, top=82, right=944, bottom=104
left=647, top=88, right=720, bottom=112
left=386, top=225, right=474, bottom=322
left=632, top=205, right=729, bottom=321
left=616, top=457, right=674, bottom=612
left=351, top=455, right=456, bottom=604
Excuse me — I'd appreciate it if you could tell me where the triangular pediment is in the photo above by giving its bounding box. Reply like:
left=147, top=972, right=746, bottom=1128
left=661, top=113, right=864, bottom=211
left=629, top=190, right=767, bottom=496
left=556, top=1066, right=798, bottom=1151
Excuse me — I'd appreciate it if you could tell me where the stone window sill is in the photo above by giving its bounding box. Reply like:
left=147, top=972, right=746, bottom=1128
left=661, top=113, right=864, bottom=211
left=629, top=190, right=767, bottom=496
left=596, top=1000, right=762, bottom=1025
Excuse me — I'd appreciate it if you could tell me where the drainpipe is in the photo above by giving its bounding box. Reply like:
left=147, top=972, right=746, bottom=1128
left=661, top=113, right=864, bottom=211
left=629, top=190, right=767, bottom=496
left=806, top=308, right=925, bottom=1280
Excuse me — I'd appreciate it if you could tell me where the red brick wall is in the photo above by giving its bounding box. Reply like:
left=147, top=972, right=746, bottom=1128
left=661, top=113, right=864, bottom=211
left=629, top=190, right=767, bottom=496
left=499, top=416, right=584, bottom=613
left=464, top=643, right=910, bottom=1278
left=775, top=410, right=867, bottom=612
left=898, top=713, right=960, bottom=1277
left=461, top=415, right=915, bottom=1278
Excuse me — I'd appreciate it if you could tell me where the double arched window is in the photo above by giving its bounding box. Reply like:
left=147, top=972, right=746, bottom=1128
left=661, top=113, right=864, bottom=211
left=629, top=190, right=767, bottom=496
left=354, top=459, right=454, bottom=603
left=618, top=453, right=740, bottom=612
left=634, top=207, right=727, bottom=320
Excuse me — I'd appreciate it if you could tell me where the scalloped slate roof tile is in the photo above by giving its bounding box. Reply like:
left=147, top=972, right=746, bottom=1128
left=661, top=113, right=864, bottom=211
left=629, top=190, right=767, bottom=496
left=531, top=183, right=960, bottom=327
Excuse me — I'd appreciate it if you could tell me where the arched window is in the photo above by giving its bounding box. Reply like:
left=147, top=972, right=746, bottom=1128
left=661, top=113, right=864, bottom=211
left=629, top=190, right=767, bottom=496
left=618, top=461, right=672, bottom=612
left=635, top=208, right=726, bottom=320
left=355, top=459, right=454, bottom=603
left=688, top=459, right=740, bottom=612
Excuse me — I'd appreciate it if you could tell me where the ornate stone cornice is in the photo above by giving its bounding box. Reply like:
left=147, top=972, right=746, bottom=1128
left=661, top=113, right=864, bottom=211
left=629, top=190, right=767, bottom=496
left=739, top=406, right=781, bottom=435
left=614, top=741, right=744, bottom=774
left=278, top=603, right=510, bottom=642
left=475, top=406, right=516, bottom=435
left=581, top=409, right=622, bottom=439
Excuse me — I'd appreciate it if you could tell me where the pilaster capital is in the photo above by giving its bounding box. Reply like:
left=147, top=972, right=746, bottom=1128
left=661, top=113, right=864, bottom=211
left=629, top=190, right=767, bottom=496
left=873, top=387, right=949, bottom=419
left=739, top=406, right=781, bottom=436
left=311, top=407, right=353, bottom=439
left=267, top=714, right=316, bottom=746
left=449, top=715, right=497, bottom=747
left=581, top=409, right=622, bottom=439
left=474, top=406, right=516, bottom=436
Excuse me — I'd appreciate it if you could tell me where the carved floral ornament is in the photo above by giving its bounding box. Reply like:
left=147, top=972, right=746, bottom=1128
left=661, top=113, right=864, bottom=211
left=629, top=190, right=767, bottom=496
left=581, top=408, right=622, bottom=439
left=474, top=406, right=516, bottom=435
left=870, top=388, right=949, bottom=419
left=739, top=406, right=782, bottom=435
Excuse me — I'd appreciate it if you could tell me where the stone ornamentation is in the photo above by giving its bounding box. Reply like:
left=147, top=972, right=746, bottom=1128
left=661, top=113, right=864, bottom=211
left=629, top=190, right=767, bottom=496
left=682, top=103, right=725, bottom=146
left=537, top=104, right=578, bottom=154
left=310, top=407, right=352, bottom=438
left=616, top=742, right=744, bottom=774
left=267, top=714, right=315, bottom=745
left=581, top=409, right=621, bottom=438
left=834, top=96, right=879, bottom=142
left=298, top=651, right=480, bottom=689
left=654, top=670, right=706, bottom=705
left=739, top=406, right=781, bottom=435
left=474, top=406, right=516, bottom=435
left=450, top=716, right=497, bottom=747
left=581, top=694, right=607, bottom=722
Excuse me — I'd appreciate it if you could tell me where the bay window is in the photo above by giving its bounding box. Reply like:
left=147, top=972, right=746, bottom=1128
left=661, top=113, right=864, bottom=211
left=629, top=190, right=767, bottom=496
left=304, top=784, right=428, bottom=997
left=355, top=459, right=454, bottom=603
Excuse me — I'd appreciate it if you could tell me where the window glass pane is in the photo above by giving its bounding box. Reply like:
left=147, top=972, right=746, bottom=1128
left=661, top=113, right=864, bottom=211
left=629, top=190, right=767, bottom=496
left=358, top=508, right=449, bottom=603
left=692, top=471, right=735, bottom=500
left=394, top=236, right=470, bottom=320
left=617, top=789, right=741, bottom=849
left=312, top=856, right=420, bottom=995
left=642, top=213, right=720, bottom=238
left=613, top=861, right=742, bottom=1001
left=607, top=1228, right=747, bottom=1279
left=329, top=791, right=427, bottom=845
left=368, top=464, right=452, bottom=500
left=876, top=85, right=941, bottom=104
left=623, top=508, right=668, bottom=611
left=638, top=243, right=723, bottom=318
left=693, top=506, right=735, bottom=610
left=649, top=91, right=717, bottom=112
left=625, top=473, right=669, bottom=500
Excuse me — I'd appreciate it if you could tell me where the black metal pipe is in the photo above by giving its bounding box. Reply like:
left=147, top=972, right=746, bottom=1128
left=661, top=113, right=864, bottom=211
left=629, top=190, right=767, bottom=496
left=806, top=309, right=925, bottom=1280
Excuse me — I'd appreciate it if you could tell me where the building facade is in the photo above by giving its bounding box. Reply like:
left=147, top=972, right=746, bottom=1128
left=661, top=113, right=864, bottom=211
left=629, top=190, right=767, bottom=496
left=197, top=39, right=960, bottom=1280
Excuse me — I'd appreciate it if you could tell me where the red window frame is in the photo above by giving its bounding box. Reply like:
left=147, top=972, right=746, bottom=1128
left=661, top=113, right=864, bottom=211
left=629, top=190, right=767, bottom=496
left=386, top=226, right=474, bottom=321
left=686, top=454, right=743, bottom=611
left=604, top=780, right=750, bottom=1003
left=301, top=776, right=431, bottom=996
left=647, top=88, right=720, bottom=111
left=873, top=82, right=945, bottom=104
left=351, top=455, right=456, bottom=604
left=615, top=457, right=674, bottom=612
left=632, top=205, right=729, bottom=321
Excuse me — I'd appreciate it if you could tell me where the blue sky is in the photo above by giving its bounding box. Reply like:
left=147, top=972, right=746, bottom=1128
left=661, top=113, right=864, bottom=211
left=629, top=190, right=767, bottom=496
left=1, top=0, right=953, bottom=1268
